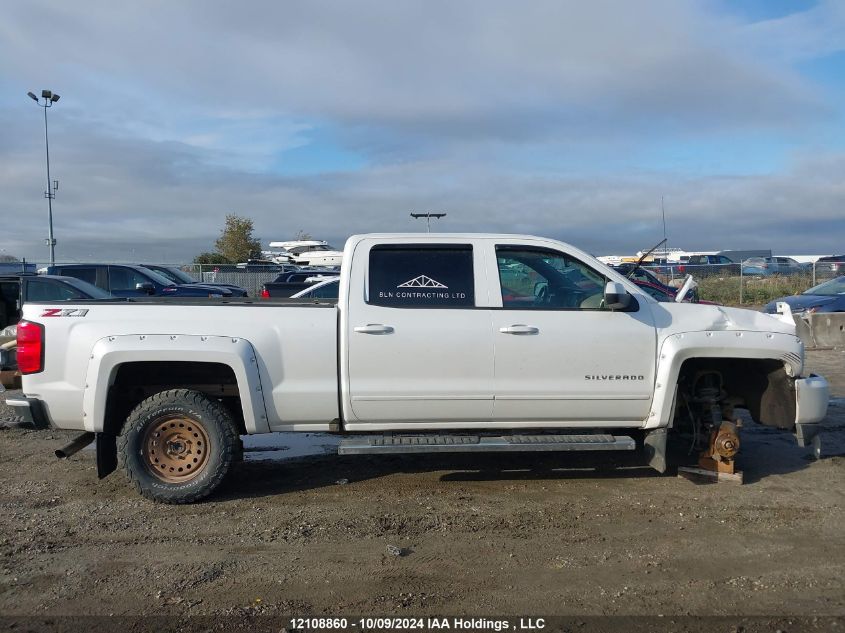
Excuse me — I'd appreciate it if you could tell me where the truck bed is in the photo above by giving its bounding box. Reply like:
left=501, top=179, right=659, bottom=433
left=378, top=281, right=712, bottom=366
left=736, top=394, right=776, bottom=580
left=19, top=300, right=340, bottom=432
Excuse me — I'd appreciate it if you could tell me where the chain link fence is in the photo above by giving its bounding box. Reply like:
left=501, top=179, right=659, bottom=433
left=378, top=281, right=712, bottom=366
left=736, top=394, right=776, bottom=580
left=183, top=264, right=284, bottom=298
left=641, top=261, right=841, bottom=306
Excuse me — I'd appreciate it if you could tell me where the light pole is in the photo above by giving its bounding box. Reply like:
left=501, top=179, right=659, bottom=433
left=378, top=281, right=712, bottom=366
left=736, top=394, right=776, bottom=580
left=410, top=212, right=446, bottom=232
left=27, top=90, right=60, bottom=265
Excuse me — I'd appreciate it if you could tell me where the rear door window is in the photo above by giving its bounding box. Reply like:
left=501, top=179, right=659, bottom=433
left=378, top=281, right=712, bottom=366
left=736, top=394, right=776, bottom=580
left=368, top=245, right=474, bottom=308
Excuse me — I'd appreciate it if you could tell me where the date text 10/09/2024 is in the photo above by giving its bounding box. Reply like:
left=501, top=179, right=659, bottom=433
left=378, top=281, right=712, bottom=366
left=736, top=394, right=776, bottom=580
left=288, top=617, right=546, bottom=631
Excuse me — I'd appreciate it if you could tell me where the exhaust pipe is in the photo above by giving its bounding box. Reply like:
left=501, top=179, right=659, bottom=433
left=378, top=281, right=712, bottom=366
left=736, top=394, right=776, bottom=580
left=55, top=432, right=95, bottom=459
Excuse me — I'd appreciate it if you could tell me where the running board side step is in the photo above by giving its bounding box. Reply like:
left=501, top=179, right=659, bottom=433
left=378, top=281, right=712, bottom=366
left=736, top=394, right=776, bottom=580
left=338, top=433, right=636, bottom=455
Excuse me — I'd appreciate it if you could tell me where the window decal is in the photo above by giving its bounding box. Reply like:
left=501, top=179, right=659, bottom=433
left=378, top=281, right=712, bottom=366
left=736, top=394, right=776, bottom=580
left=368, top=245, right=474, bottom=308
left=397, top=275, right=447, bottom=289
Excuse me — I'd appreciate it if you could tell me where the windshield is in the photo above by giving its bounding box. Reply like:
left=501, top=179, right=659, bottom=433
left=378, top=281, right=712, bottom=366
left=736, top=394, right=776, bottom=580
left=138, top=267, right=180, bottom=287
left=290, top=245, right=332, bottom=254
left=804, top=277, right=845, bottom=296
left=153, top=266, right=196, bottom=284
left=638, top=283, right=671, bottom=302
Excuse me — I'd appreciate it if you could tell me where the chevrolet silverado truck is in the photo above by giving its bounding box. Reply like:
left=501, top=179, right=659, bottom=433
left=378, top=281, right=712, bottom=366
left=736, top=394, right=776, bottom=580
left=7, top=234, right=830, bottom=503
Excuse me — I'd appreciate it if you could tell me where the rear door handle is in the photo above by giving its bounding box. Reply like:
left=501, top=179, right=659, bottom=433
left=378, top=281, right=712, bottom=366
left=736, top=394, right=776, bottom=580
left=499, top=325, right=539, bottom=335
left=353, top=324, right=395, bottom=335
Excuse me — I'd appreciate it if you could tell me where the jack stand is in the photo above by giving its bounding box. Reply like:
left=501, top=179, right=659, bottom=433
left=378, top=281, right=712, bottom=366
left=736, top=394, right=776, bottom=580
left=679, top=420, right=744, bottom=484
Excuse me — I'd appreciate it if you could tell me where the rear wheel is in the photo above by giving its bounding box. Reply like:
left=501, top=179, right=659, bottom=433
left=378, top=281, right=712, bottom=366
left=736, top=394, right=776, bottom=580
left=118, top=389, right=239, bottom=503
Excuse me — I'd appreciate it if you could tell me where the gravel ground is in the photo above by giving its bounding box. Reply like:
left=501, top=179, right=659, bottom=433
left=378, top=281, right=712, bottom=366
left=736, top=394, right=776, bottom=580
left=0, top=350, right=843, bottom=626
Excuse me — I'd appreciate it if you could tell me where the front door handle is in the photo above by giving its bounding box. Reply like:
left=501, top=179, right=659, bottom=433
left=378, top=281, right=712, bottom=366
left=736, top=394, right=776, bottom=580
left=353, top=324, right=395, bottom=335
left=499, top=325, right=539, bottom=335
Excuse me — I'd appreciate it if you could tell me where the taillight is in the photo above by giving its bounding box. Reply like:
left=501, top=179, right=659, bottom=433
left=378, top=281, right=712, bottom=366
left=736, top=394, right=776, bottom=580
left=260, top=288, right=270, bottom=299
left=17, top=320, right=45, bottom=374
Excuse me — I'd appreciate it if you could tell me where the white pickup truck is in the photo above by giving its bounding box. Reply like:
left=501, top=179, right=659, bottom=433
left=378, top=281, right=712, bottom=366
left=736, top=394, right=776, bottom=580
left=8, top=234, right=830, bottom=503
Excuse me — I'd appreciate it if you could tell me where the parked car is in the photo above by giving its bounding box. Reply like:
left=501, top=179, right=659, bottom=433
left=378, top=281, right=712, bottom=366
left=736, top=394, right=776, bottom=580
left=290, top=276, right=340, bottom=299
left=260, top=269, right=341, bottom=298
left=742, top=256, right=807, bottom=276
left=815, top=255, right=845, bottom=274
left=763, top=276, right=845, bottom=317
left=143, top=265, right=248, bottom=297
left=0, top=273, right=113, bottom=330
left=611, top=262, right=707, bottom=303
left=611, top=262, right=678, bottom=294
left=676, top=254, right=737, bottom=277
left=47, top=264, right=231, bottom=298
left=1, top=274, right=114, bottom=377
left=612, top=263, right=671, bottom=289
left=235, top=259, right=286, bottom=272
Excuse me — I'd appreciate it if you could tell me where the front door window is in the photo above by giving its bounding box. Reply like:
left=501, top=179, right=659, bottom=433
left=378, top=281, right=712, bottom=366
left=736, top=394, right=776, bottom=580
left=496, top=246, right=607, bottom=310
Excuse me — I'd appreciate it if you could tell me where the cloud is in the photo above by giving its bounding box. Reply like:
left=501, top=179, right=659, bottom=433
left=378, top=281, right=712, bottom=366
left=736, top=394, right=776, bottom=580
left=0, top=1, right=843, bottom=262
left=741, top=0, right=845, bottom=62
left=0, top=1, right=831, bottom=145
left=3, top=100, right=843, bottom=263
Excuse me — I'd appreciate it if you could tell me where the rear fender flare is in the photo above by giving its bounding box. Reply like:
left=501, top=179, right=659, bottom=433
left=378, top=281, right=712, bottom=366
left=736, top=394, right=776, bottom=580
left=83, top=334, right=268, bottom=433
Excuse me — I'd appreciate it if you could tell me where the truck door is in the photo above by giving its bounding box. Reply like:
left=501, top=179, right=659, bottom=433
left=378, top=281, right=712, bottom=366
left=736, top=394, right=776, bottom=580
left=490, top=244, right=657, bottom=423
left=343, top=242, right=494, bottom=426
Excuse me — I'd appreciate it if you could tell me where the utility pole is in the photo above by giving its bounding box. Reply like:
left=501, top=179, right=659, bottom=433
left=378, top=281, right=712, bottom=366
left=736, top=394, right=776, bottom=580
left=27, top=90, right=60, bottom=265
left=410, top=212, right=446, bottom=232
left=661, top=196, right=668, bottom=260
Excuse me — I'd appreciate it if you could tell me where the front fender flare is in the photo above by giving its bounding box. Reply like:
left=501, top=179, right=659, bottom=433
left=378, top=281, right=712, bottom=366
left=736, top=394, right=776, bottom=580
left=646, top=330, right=803, bottom=429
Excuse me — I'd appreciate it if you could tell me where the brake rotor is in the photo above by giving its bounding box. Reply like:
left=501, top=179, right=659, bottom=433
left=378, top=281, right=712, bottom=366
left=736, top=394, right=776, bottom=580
left=143, top=415, right=210, bottom=483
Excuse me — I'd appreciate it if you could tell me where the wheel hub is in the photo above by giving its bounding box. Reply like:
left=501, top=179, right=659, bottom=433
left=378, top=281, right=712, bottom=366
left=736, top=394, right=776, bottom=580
left=143, top=416, right=210, bottom=483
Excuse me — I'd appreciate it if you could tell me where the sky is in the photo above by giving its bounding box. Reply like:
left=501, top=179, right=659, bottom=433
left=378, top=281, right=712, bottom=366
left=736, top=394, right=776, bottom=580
left=1, top=0, right=844, bottom=264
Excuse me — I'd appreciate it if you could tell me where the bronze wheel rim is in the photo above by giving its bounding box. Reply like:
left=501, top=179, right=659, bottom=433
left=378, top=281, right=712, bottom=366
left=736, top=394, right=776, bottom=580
left=143, top=415, right=210, bottom=483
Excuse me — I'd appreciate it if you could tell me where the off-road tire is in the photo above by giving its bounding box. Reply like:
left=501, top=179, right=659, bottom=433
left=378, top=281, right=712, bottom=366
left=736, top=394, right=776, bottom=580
left=118, top=389, right=239, bottom=504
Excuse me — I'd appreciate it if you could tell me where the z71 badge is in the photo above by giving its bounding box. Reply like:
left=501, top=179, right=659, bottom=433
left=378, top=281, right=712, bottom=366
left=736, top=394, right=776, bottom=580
left=41, top=308, right=90, bottom=317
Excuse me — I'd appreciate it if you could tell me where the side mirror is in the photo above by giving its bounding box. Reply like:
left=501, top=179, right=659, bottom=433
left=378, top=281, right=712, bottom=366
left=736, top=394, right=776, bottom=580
left=604, top=281, right=631, bottom=310
left=135, top=282, right=155, bottom=295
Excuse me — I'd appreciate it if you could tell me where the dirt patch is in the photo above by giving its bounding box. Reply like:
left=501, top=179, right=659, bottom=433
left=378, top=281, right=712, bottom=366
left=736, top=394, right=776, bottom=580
left=1, top=351, right=843, bottom=621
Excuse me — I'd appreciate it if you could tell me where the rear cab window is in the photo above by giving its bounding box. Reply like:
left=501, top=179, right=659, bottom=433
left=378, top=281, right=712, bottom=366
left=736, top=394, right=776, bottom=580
left=367, top=245, right=475, bottom=308
left=25, top=280, right=86, bottom=301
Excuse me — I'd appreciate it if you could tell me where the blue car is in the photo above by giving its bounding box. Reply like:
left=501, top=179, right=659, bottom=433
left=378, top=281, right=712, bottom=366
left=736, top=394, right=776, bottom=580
left=143, top=264, right=248, bottom=297
left=743, top=256, right=808, bottom=277
left=763, top=276, right=845, bottom=316
left=47, top=264, right=231, bottom=298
